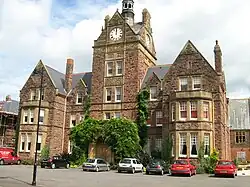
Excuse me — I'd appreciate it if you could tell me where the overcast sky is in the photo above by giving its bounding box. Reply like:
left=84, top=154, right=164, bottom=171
left=0, top=0, right=250, bottom=101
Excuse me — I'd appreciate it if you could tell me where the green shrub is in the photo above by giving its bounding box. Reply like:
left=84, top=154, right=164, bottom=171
left=40, top=145, right=50, bottom=161
left=22, top=159, right=34, bottom=165
left=196, top=164, right=205, bottom=174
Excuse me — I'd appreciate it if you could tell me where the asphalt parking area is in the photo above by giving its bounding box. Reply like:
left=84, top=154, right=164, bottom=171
left=0, top=165, right=250, bottom=187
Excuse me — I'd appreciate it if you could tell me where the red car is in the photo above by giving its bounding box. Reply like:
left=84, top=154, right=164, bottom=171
left=214, top=160, right=237, bottom=178
left=0, top=147, right=21, bottom=165
left=170, top=159, right=196, bottom=177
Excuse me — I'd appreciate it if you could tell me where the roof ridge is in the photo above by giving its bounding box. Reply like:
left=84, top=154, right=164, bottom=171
left=73, top=72, right=92, bottom=75
left=45, top=64, right=64, bottom=75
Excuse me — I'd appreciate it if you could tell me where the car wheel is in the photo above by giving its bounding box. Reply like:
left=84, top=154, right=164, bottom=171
left=146, top=170, right=149, bottom=175
left=17, top=160, right=21, bottom=165
left=118, top=169, right=121, bottom=173
left=96, top=167, right=99, bottom=172
left=66, top=163, right=70, bottom=169
left=132, top=168, right=135, bottom=174
left=0, top=160, right=4, bottom=165
left=51, top=164, right=56, bottom=169
left=41, top=165, right=45, bottom=168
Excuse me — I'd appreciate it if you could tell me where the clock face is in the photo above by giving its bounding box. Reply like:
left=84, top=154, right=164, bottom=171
left=146, top=34, right=151, bottom=46
left=110, top=28, right=123, bottom=41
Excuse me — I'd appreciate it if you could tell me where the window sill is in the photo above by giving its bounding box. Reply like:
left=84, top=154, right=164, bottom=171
left=179, top=155, right=187, bottom=158
left=179, top=118, right=187, bottom=121
left=190, top=118, right=197, bottom=121
left=115, top=100, right=121, bottom=103
left=156, top=124, right=162, bottom=127
left=147, top=124, right=151, bottom=127
left=76, top=103, right=83, bottom=105
left=150, top=99, right=157, bottom=101
left=190, top=155, right=198, bottom=158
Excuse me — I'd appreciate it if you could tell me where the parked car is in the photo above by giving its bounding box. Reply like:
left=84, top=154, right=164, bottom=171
left=0, top=147, right=21, bottom=165
left=41, top=155, right=70, bottom=169
left=82, top=158, right=110, bottom=172
left=169, top=159, right=196, bottom=177
left=146, top=159, right=167, bottom=175
left=118, top=158, right=143, bottom=174
left=214, top=160, right=237, bottom=178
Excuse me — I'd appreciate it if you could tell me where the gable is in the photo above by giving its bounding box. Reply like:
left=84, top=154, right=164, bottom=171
left=108, top=10, right=125, bottom=27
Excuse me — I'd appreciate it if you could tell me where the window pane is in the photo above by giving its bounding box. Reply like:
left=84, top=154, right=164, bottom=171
left=116, top=61, right=123, bottom=75
left=180, top=102, right=187, bottom=118
left=193, top=77, right=201, bottom=89
left=191, top=102, right=197, bottom=118
left=180, top=134, right=187, bottom=155
left=106, top=88, right=112, bottom=101
left=172, top=104, right=176, bottom=121
left=180, top=78, right=188, bottom=91
left=190, top=134, right=197, bottom=156
left=150, top=87, right=157, bottom=100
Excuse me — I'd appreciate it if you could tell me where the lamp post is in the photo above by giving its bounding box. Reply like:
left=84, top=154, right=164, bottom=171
left=31, top=65, right=44, bottom=186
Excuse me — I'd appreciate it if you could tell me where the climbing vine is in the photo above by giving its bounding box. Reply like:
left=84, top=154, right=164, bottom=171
left=135, top=88, right=150, bottom=149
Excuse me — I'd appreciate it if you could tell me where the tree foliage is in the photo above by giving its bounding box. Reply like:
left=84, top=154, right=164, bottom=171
left=162, top=136, right=173, bottom=164
left=83, top=95, right=91, bottom=120
left=40, top=145, right=50, bottom=160
left=136, top=89, right=150, bottom=149
left=103, top=118, right=141, bottom=161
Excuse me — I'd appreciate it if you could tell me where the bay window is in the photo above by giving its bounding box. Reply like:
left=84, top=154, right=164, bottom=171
left=203, top=102, right=209, bottom=119
left=204, top=135, right=210, bottom=156
left=179, top=134, right=187, bottom=157
left=190, top=134, right=198, bottom=157
left=190, top=101, right=197, bottom=119
left=180, top=102, right=187, bottom=119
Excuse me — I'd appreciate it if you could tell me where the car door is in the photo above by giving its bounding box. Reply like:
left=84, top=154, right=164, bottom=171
left=136, top=160, right=142, bottom=171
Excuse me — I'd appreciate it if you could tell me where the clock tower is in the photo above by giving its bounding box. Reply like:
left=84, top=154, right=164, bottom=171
left=90, top=1, right=157, bottom=120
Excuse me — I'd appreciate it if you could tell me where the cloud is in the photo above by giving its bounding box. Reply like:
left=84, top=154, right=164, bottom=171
left=0, top=0, right=249, bottom=101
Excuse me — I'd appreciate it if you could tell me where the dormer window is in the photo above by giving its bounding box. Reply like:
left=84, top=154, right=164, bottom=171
left=76, top=93, right=83, bottom=104
left=179, top=77, right=188, bottom=91
left=192, top=77, right=201, bottom=90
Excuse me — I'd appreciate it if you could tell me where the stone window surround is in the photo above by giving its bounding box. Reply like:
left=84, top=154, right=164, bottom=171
left=171, top=103, right=176, bottom=121
left=179, top=77, right=188, bottom=91
left=30, top=88, right=44, bottom=101
left=235, top=131, right=246, bottom=144
left=115, top=87, right=122, bottom=102
left=178, top=76, right=202, bottom=91
left=70, top=115, right=76, bottom=128
left=106, top=61, right=113, bottom=77
left=190, top=101, right=198, bottom=120
left=116, top=61, right=123, bottom=75
left=105, top=87, right=112, bottom=102
left=39, top=109, right=45, bottom=124
left=190, top=133, right=198, bottom=157
left=29, top=110, right=34, bottom=124
left=179, top=133, right=187, bottom=157
left=204, top=134, right=210, bottom=156
left=26, top=134, right=32, bottom=152
left=192, top=76, right=201, bottom=90
left=155, top=111, right=163, bottom=126
left=179, top=101, right=187, bottom=120
left=20, top=134, right=25, bottom=152
left=23, top=110, right=28, bottom=123
left=76, top=93, right=83, bottom=104
left=149, top=86, right=157, bottom=101
left=104, top=112, right=111, bottom=120
left=20, top=133, right=42, bottom=153
left=173, top=100, right=211, bottom=121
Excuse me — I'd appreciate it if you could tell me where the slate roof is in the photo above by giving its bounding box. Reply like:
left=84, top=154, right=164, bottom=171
left=0, top=100, right=19, bottom=115
left=44, top=65, right=92, bottom=95
left=141, top=64, right=172, bottom=87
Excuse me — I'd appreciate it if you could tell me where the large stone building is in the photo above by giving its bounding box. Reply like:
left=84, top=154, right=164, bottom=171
left=18, top=0, right=231, bottom=161
left=229, top=99, right=250, bottom=161
left=0, top=95, right=19, bottom=147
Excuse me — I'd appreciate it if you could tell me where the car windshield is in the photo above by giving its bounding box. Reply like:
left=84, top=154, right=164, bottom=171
left=120, top=159, right=131, bottom=164
left=150, top=160, right=161, bottom=165
left=86, top=159, right=95, bottom=163
left=174, top=160, right=188, bottom=165
left=218, top=161, right=233, bottom=165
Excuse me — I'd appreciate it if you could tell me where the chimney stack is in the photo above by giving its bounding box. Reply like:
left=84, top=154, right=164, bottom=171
left=214, top=40, right=222, bottom=74
left=142, top=8, right=151, bottom=29
left=65, top=58, right=74, bottom=93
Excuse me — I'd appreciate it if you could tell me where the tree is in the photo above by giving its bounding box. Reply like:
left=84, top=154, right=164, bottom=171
left=136, top=89, right=150, bottom=149
left=70, top=118, right=103, bottom=153
left=83, top=95, right=91, bottom=120
left=103, top=118, right=141, bottom=161
left=40, top=145, right=50, bottom=160
left=162, top=136, right=173, bottom=164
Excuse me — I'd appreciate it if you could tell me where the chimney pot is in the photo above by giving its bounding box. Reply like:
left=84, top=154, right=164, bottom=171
left=65, top=58, right=74, bottom=92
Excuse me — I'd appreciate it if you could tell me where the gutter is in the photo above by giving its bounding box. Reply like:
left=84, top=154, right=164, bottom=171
left=62, top=90, right=71, bottom=153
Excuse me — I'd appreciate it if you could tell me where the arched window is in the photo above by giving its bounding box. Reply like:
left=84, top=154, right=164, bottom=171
left=124, top=3, right=127, bottom=8
left=128, top=3, right=132, bottom=8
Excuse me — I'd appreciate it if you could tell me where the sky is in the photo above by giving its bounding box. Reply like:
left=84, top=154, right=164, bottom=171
left=0, top=0, right=250, bottom=101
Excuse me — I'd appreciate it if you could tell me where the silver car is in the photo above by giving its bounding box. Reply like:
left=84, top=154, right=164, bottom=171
left=82, top=158, right=110, bottom=172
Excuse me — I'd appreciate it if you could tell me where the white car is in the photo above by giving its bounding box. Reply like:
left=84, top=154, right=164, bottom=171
left=118, top=158, right=143, bottom=174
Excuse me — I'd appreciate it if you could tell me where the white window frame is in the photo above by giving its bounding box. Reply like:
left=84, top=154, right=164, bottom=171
left=70, top=115, right=76, bottom=128
left=116, top=61, right=123, bottom=75
left=29, top=110, right=34, bottom=124
left=115, top=87, right=122, bottom=102
left=156, top=111, right=163, bottom=126
left=26, top=134, right=31, bottom=152
left=30, top=90, right=36, bottom=100
left=192, top=76, right=201, bottom=90
left=37, top=135, right=42, bottom=153
left=150, top=86, right=157, bottom=101
left=23, top=110, right=28, bottom=123
left=190, top=101, right=197, bottom=120
left=179, top=134, right=187, bottom=157
left=105, top=112, right=111, bottom=120
left=106, top=88, right=112, bottom=102
left=68, top=140, right=73, bottom=154
left=114, top=112, right=121, bottom=118
left=107, top=62, right=113, bottom=76
left=171, top=103, right=176, bottom=121
left=203, top=102, right=209, bottom=120
left=155, top=138, right=162, bottom=151
left=76, top=93, right=83, bottom=104
left=20, top=134, right=25, bottom=152
left=171, top=134, right=174, bottom=156
left=180, top=102, right=187, bottom=120
left=236, top=131, right=246, bottom=144
left=179, top=77, right=188, bottom=91
left=190, top=134, right=198, bottom=157
left=37, top=89, right=44, bottom=101
left=39, top=109, right=44, bottom=124
left=204, top=135, right=210, bottom=157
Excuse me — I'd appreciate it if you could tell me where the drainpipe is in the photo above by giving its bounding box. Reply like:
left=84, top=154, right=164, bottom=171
left=62, top=91, right=71, bottom=153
